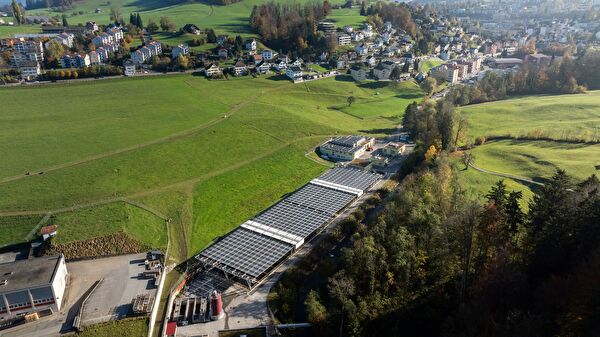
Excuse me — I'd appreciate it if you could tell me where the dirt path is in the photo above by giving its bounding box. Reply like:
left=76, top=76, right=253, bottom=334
left=469, top=162, right=545, bottom=186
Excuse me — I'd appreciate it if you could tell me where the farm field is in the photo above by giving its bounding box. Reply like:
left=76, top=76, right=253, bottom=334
left=2, top=0, right=365, bottom=38
left=456, top=91, right=600, bottom=202
left=0, top=74, right=418, bottom=258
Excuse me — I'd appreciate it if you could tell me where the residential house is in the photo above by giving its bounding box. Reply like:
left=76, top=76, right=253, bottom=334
left=218, top=48, right=228, bottom=60
left=255, top=61, right=271, bottom=74
left=262, top=49, right=275, bottom=60
left=204, top=63, right=222, bottom=77
left=12, top=39, right=44, bottom=65
left=96, top=46, right=109, bottom=62
left=106, top=27, right=124, bottom=42
left=274, top=57, right=289, bottom=71
left=88, top=50, right=101, bottom=65
left=245, top=39, right=257, bottom=51
left=352, top=31, right=365, bottom=42
left=147, top=41, right=162, bottom=57
left=350, top=64, right=369, bottom=81
left=183, top=24, right=201, bottom=35
left=447, top=65, right=460, bottom=83
left=18, top=61, right=41, bottom=80
left=216, top=35, right=228, bottom=45
left=124, top=60, right=136, bottom=76
left=343, top=25, right=353, bottom=34
left=373, top=60, right=396, bottom=81
left=92, top=32, right=113, bottom=47
left=355, top=43, right=368, bottom=56
left=85, top=21, right=98, bottom=34
left=286, top=66, right=303, bottom=80
left=232, top=60, right=247, bottom=76
left=61, top=54, right=90, bottom=68
left=45, top=32, right=74, bottom=49
left=172, top=44, right=190, bottom=59
left=337, top=34, right=351, bottom=46
left=525, top=53, right=552, bottom=65
left=365, top=55, right=377, bottom=67
left=252, top=54, right=263, bottom=65
left=290, top=58, right=303, bottom=67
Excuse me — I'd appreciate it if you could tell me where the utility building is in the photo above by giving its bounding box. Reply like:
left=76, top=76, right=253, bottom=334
left=319, top=136, right=375, bottom=161
left=0, top=255, right=68, bottom=320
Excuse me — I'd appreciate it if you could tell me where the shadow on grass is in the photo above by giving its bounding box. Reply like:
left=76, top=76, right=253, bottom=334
left=358, top=81, right=389, bottom=90
left=266, top=74, right=290, bottom=81
left=395, top=93, right=422, bottom=100
left=334, top=74, right=353, bottom=82
left=358, top=128, right=398, bottom=134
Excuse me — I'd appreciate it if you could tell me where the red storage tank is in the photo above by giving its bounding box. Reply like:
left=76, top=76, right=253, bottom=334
left=210, top=290, right=224, bottom=320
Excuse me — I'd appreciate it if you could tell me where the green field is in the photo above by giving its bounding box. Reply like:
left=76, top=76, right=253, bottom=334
left=419, top=57, right=444, bottom=73
left=1, top=0, right=366, bottom=39
left=456, top=91, right=600, bottom=201
left=0, top=215, right=43, bottom=247
left=0, top=74, right=418, bottom=257
left=49, top=202, right=167, bottom=247
left=460, top=91, right=600, bottom=143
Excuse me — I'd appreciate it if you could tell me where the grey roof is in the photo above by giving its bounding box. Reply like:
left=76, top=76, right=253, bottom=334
left=320, top=142, right=362, bottom=154
left=199, top=228, right=293, bottom=278
left=317, top=166, right=381, bottom=190
left=254, top=201, right=331, bottom=238
left=0, top=255, right=63, bottom=293
left=284, top=184, right=355, bottom=215
left=196, top=166, right=381, bottom=284
left=330, top=136, right=367, bottom=147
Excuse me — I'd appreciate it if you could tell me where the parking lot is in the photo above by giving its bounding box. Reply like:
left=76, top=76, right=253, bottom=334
left=0, top=253, right=157, bottom=337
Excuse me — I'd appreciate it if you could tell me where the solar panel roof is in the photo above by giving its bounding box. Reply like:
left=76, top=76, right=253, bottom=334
left=317, top=167, right=381, bottom=191
left=254, top=201, right=332, bottom=238
left=284, top=184, right=356, bottom=215
left=200, top=227, right=293, bottom=278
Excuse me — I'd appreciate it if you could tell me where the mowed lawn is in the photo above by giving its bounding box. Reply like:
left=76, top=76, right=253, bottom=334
left=460, top=91, right=600, bottom=142
left=0, top=74, right=412, bottom=257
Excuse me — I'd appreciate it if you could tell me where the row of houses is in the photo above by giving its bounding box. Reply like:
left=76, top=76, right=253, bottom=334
left=131, top=41, right=163, bottom=64
left=431, top=58, right=482, bottom=83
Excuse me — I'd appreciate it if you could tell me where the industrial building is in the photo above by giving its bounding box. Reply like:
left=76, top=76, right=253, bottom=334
left=196, top=166, right=381, bottom=290
left=319, top=136, right=375, bottom=161
left=0, top=255, right=68, bottom=320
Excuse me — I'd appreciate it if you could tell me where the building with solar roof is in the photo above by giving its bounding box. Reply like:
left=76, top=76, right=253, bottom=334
left=319, top=136, right=375, bottom=161
left=196, top=166, right=381, bottom=290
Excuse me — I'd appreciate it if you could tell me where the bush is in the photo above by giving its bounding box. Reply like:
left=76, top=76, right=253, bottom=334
left=474, top=136, right=486, bottom=146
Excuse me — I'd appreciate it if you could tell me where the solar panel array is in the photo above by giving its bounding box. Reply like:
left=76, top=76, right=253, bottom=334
left=318, top=167, right=381, bottom=190
left=254, top=201, right=332, bottom=238
left=197, top=167, right=382, bottom=283
left=284, top=184, right=356, bottom=215
left=200, top=228, right=293, bottom=278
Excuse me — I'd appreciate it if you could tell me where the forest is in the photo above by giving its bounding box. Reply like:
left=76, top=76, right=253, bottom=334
left=249, top=1, right=331, bottom=55
left=271, top=96, right=600, bottom=337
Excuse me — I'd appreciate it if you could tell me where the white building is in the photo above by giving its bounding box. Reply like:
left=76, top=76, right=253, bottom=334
left=18, top=61, right=41, bottom=80
left=319, top=136, right=375, bottom=161
left=171, top=44, right=190, bottom=59
left=286, top=66, right=303, bottom=80
left=0, top=255, right=68, bottom=320
left=124, top=60, right=136, bottom=76
left=337, top=34, right=351, bottom=46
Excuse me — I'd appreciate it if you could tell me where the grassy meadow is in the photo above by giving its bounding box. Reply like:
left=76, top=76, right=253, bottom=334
left=456, top=91, right=600, bottom=202
left=0, top=74, right=419, bottom=258
left=1, top=0, right=366, bottom=40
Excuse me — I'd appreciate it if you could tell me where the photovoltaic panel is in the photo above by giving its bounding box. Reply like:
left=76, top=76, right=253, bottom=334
left=284, top=184, right=356, bottom=215
left=200, top=227, right=293, bottom=278
left=317, top=167, right=381, bottom=191
left=253, top=201, right=332, bottom=238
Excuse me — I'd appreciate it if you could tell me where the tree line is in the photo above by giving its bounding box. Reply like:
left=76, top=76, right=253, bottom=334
left=249, top=1, right=331, bottom=55
left=274, top=148, right=599, bottom=336
left=44, top=65, right=122, bottom=80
